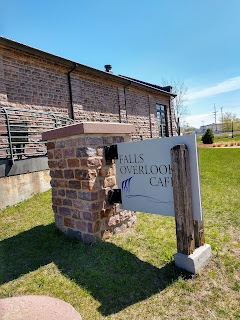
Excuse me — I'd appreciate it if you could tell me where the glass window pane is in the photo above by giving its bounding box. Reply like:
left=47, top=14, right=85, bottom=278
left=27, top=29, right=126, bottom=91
left=156, top=104, right=168, bottom=138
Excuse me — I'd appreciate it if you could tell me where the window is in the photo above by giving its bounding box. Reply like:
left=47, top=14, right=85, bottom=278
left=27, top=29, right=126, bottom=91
left=156, top=104, right=168, bottom=138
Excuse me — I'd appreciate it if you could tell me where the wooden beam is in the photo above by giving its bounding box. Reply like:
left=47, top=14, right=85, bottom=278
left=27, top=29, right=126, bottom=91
left=171, top=144, right=195, bottom=255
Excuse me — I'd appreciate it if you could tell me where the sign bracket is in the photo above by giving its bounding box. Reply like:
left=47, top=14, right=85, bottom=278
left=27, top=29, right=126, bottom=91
left=108, top=189, right=122, bottom=204
left=104, top=144, right=118, bottom=162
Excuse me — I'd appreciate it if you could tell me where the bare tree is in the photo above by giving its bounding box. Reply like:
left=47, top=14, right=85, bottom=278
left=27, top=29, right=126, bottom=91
left=161, top=78, right=189, bottom=118
left=220, top=112, right=240, bottom=132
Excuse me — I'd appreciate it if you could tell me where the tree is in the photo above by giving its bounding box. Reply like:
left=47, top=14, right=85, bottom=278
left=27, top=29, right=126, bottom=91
left=185, top=126, right=197, bottom=133
left=220, top=112, right=240, bottom=132
left=161, top=78, right=189, bottom=118
left=202, top=129, right=214, bottom=144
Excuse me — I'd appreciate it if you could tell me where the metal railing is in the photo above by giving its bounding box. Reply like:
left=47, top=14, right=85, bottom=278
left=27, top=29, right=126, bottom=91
left=0, top=106, right=74, bottom=163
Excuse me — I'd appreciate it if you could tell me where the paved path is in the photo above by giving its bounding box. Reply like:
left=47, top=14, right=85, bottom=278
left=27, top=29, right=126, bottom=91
left=0, top=295, right=82, bottom=320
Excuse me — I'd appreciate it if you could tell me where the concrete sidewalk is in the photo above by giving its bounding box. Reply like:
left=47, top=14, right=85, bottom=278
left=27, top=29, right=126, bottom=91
left=0, top=295, right=82, bottom=320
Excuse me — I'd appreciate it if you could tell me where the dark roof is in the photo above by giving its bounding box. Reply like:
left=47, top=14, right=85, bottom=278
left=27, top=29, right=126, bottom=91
left=118, top=75, right=172, bottom=93
left=0, top=36, right=176, bottom=97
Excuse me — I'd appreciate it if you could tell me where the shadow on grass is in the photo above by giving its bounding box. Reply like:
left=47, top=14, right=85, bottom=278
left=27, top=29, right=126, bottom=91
left=1, top=223, right=190, bottom=315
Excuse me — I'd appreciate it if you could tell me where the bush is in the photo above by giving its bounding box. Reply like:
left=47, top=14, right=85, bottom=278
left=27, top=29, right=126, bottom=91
left=202, top=129, right=214, bottom=144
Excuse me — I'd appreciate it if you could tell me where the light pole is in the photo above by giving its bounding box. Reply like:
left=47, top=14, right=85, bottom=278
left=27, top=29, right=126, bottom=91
left=177, top=114, right=180, bottom=136
left=232, top=120, right=234, bottom=138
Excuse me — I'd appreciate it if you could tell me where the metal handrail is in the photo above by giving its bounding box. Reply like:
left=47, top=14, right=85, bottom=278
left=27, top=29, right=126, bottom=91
left=0, top=106, right=74, bottom=163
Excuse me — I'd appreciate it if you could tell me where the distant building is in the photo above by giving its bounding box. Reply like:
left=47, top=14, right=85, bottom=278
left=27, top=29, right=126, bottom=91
left=200, top=123, right=223, bottom=133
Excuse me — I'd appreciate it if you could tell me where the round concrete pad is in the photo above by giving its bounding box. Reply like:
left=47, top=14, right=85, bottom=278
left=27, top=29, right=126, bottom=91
left=0, top=295, right=82, bottom=320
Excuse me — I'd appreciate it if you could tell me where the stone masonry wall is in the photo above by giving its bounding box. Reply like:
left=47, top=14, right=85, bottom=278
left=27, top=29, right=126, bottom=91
left=0, top=44, right=71, bottom=116
left=0, top=43, right=176, bottom=139
left=45, top=126, right=136, bottom=242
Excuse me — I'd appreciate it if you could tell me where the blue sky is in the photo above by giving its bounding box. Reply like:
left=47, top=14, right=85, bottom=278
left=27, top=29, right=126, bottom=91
left=1, top=0, right=240, bottom=128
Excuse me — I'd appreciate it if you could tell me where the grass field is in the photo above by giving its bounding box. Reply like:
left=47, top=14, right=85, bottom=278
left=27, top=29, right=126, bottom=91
left=1, top=148, right=240, bottom=319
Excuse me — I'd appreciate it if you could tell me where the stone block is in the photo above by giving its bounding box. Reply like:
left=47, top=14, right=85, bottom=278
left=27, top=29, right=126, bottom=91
left=102, top=136, right=113, bottom=144
left=69, top=180, right=81, bottom=189
left=82, top=211, right=99, bottom=222
left=55, top=140, right=65, bottom=149
left=107, top=215, right=120, bottom=227
left=85, top=137, right=102, bottom=146
left=73, top=200, right=83, bottom=209
left=75, top=169, right=96, bottom=180
left=83, top=201, right=101, bottom=211
left=63, top=148, right=75, bottom=158
left=59, top=207, right=71, bottom=216
left=52, top=188, right=57, bottom=196
left=76, top=147, right=96, bottom=157
left=65, top=138, right=78, bottom=147
left=47, top=142, right=55, bottom=150
left=174, top=244, right=212, bottom=274
left=81, top=180, right=99, bottom=191
left=48, top=161, right=58, bottom=169
left=63, top=199, right=72, bottom=206
left=72, top=209, right=82, bottom=219
left=112, top=136, right=124, bottom=143
left=47, top=151, right=53, bottom=159
left=55, top=170, right=63, bottom=178
left=96, top=147, right=103, bottom=156
left=64, top=169, right=74, bottom=179
left=58, top=159, right=67, bottom=169
left=67, top=158, right=80, bottom=168
left=50, top=179, right=57, bottom=187
left=81, top=158, right=102, bottom=167
left=57, top=180, right=68, bottom=188
left=66, top=190, right=77, bottom=199
left=55, top=214, right=63, bottom=226
left=76, top=221, right=87, bottom=232
left=64, top=217, right=75, bottom=228
left=78, top=191, right=98, bottom=201
left=98, top=167, right=111, bottom=177
left=104, top=176, right=116, bottom=187
left=52, top=197, right=62, bottom=206
left=54, top=149, right=62, bottom=159
left=58, top=189, right=65, bottom=196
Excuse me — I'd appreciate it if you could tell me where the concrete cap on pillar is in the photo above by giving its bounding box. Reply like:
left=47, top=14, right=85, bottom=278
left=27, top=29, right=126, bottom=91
left=42, top=122, right=135, bottom=141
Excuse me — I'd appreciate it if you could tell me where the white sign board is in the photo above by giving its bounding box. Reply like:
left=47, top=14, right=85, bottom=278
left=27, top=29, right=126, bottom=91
left=115, top=135, right=202, bottom=221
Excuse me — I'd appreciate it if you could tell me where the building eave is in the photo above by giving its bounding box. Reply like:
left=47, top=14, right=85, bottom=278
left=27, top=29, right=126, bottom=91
left=0, top=36, right=177, bottom=98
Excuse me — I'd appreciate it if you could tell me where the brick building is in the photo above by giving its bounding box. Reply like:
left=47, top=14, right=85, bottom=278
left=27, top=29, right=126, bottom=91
left=0, top=36, right=177, bottom=139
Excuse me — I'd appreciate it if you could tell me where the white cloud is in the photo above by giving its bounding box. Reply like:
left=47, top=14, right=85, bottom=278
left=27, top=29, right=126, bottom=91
left=183, top=113, right=214, bottom=128
left=187, top=76, right=240, bottom=100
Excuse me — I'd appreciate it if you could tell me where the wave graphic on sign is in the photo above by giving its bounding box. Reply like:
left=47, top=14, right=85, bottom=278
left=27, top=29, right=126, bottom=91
left=122, top=176, right=133, bottom=193
left=125, top=194, right=173, bottom=204
left=121, top=176, right=173, bottom=204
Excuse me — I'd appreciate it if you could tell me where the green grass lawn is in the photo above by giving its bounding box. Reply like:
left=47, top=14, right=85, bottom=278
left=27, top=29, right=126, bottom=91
left=1, top=149, right=240, bottom=319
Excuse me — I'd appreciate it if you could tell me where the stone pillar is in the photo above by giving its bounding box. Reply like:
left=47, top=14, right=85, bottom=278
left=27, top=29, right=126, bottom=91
left=42, top=122, right=136, bottom=243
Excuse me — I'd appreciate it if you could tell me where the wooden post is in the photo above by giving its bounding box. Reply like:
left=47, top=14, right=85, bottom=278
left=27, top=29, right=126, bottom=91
left=194, top=220, right=205, bottom=247
left=171, top=144, right=195, bottom=255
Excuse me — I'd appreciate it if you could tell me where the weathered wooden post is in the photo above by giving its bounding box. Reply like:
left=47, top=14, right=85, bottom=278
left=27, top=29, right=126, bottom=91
left=171, top=144, right=211, bottom=273
left=171, top=144, right=195, bottom=255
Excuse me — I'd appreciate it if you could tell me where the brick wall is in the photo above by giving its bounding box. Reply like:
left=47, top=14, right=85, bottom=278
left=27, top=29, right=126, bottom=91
left=0, top=43, right=176, bottom=139
left=0, top=45, right=71, bottom=116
